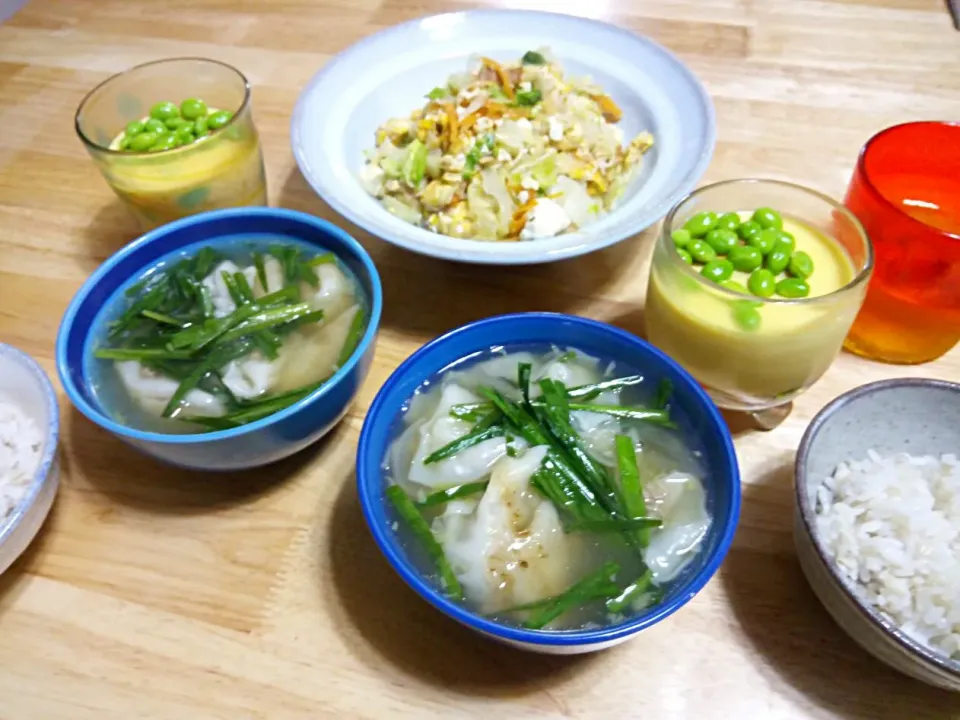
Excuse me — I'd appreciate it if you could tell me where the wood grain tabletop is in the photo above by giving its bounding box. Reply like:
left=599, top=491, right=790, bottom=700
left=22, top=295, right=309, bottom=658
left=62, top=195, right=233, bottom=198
left=1, top=0, right=959, bottom=718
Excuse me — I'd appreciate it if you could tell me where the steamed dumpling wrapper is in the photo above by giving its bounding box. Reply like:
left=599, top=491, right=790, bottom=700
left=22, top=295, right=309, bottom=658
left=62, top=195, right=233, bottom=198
left=642, top=472, right=709, bottom=583
left=407, top=384, right=507, bottom=489
left=115, top=361, right=226, bottom=418
left=202, top=260, right=257, bottom=318
left=302, top=263, right=355, bottom=320
left=269, top=304, right=361, bottom=394
left=435, top=446, right=584, bottom=614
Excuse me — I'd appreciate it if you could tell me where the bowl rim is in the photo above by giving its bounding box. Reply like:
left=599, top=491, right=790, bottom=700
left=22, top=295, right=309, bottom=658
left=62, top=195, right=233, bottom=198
left=55, top=207, right=383, bottom=445
left=0, top=343, right=60, bottom=549
left=356, top=311, right=741, bottom=646
left=290, top=8, right=716, bottom=265
left=795, top=377, right=960, bottom=678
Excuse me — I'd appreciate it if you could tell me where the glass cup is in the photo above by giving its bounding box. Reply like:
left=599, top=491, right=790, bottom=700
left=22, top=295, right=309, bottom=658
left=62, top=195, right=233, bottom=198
left=75, top=58, right=268, bottom=231
left=842, top=122, right=960, bottom=365
left=645, top=179, right=873, bottom=430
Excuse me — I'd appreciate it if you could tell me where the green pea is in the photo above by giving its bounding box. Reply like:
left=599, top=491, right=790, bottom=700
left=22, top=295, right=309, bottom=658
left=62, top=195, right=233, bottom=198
left=149, top=101, right=180, bottom=121
left=728, top=245, right=763, bottom=273
left=748, top=268, right=776, bottom=298
left=180, top=97, right=208, bottom=120
left=701, top=259, right=734, bottom=283
left=748, top=227, right=779, bottom=255
left=774, top=230, right=796, bottom=254
left=143, top=118, right=167, bottom=134
left=174, top=126, right=196, bottom=146
left=776, top=277, right=811, bottom=298
left=737, top=220, right=762, bottom=243
left=687, top=239, right=717, bottom=264
left=721, top=280, right=750, bottom=295
left=119, top=135, right=133, bottom=151
left=704, top=229, right=738, bottom=255
left=676, top=248, right=693, bottom=265
left=148, top=134, right=178, bottom=152
left=716, top=212, right=741, bottom=232
left=207, top=110, right=233, bottom=130
left=732, top=301, right=762, bottom=331
left=165, top=116, right=191, bottom=131
left=194, top=116, right=209, bottom=137
left=788, top=250, right=815, bottom=279
left=124, top=120, right=145, bottom=136
left=766, top=247, right=791, bottom=274
left=751, top=207, right=783, bottom=230
left=683, top=211, right=718, bottom=238
left=671, top=229, right=692, bottom=247
left=128, top=132, right=158, bottom=152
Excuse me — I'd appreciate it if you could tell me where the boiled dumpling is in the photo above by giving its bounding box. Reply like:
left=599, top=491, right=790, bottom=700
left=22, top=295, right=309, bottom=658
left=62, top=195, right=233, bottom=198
left=642, top=472, right=709, bottom=583
left=407, top=384, right=507, bottom=489
left=115, top=361, right=225, bottom=418
left=201, top=260, right=257, bottom=318
left=270, top=304, right=360, bottom=393
left=220, top=352, right=277, bottom=400
left=536, top=353, right=602, bottom=389
left=302, top=263, right=354, bottom=321
left=435, top=445, right=583, bottom=613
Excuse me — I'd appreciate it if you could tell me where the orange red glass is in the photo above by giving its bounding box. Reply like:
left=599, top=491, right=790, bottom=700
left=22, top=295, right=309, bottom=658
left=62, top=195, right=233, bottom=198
left=843, top=121, right=960, bottom=364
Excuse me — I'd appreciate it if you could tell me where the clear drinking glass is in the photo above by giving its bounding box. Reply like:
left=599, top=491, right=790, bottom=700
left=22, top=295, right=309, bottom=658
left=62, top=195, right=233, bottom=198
left=75, top=58, right=268, bottom=231
left=645, top=179, right=873, bottom=430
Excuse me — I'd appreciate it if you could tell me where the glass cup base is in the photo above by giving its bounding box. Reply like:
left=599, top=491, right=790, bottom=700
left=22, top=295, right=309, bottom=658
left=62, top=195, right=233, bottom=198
left=705, top=387, right=795, bottom=431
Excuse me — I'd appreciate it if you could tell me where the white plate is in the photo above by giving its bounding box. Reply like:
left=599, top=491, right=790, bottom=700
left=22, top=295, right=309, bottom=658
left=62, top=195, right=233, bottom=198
left=291, top=10, right=716, bottom=265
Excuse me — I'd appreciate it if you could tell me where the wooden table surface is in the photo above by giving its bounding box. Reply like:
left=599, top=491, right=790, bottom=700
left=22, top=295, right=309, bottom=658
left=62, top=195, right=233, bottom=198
left=1, top=0, right=959, bottom=718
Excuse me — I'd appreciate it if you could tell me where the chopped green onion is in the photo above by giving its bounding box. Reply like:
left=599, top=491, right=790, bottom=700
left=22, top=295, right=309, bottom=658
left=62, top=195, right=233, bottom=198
left=386, top=485, right=463, bottom=599
left=565, top=516, right=661, bottom=534
left=606, top=569, right=654, bottom=614
left=615, top=435, right=651, bottom=546
left=423, top=411, right=504, bottom=464
left=522, top=562, right=621, bottom=629
left=417, top=481, right=489, bottom=508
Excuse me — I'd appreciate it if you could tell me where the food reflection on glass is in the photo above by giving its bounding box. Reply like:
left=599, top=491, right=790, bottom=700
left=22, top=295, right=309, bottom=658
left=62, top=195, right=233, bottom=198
left=843, top=122, right=960, bottom=365
left=88, top=242, right=367, bottom=433
left=75, top=58, right=268, bottom=231
left=360, top=49, right=654, bottom=241
left=383, top=348, right=711, bottom=630
left=645, top=179, right=873, bottom=426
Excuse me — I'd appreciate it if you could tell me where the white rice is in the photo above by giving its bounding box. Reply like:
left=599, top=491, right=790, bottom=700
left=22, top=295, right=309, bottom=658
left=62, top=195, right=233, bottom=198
left=0, top=401, right=42, bottom=522
left=815, top=450, right=960, bottom=659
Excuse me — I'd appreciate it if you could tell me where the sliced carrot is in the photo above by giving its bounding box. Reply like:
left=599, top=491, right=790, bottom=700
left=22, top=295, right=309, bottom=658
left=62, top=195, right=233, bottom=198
left=443, top=102, right=458, bottom=151
left=508, top=197, right=538, bottom=237
left=480, top=57, right=515, bottom=99
left=591, top=93, right=623, bottom=123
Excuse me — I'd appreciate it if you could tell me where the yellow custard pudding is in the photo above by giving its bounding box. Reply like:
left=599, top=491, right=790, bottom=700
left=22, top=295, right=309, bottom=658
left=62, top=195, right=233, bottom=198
left=645, top=180, right=873, bottom=415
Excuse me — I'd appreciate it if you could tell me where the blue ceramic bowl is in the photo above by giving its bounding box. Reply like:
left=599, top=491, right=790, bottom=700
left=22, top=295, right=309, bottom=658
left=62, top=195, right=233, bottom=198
left=57, top=207, right=382, bottom=471
left=356, top=313, right=740, bottom=654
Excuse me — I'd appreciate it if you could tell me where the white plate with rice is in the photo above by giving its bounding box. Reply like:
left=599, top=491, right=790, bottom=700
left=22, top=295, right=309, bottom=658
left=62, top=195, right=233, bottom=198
left=795, top=378, right=960, bottom=691
left=291, top=9, right=715, bottom=264
left=0, top=343, right=60, bottom=576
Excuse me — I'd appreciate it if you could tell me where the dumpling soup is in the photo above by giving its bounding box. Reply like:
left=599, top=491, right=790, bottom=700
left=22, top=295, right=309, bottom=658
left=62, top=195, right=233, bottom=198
left=86, top=238, right=367, bottom=433
left=384, top=346, right=712, bottom=631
